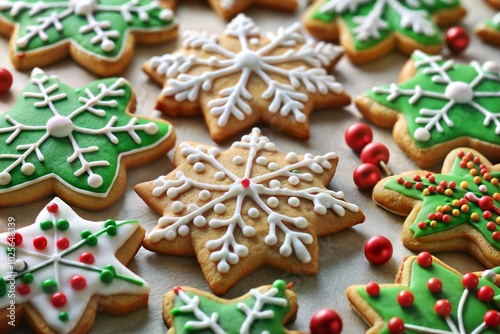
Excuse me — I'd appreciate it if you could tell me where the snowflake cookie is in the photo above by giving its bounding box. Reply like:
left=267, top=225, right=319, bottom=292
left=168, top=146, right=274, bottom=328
left=476, top=12, right=500, bottom=48
left=135, top=128, right=365, bottom=295
left=0, top=197, right=149, bottom=334
left=356, top=50, right=500, bottom=168
left=347, top=253, right=500, bottom=334
left=373, top=148, right=500, bottom=268
left=143, top=13, right=350, bottom=143
left=0, top=0, right=177, bottom=77
left=163, top=279, right=300, bottom=334
left=303, top=0, right=466, bottom=64
left=0, top=68, right=175, bottom=211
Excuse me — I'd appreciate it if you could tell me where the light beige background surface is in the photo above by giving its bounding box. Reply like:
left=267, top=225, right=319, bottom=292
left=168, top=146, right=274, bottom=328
left=0, top=0, right=499, bottom=333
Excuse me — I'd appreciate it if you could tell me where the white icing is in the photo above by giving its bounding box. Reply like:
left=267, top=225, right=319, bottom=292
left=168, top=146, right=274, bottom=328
left=151, top=14, right=344, bottom=127
left=285, top=152, right=298, bottom=163
left=87, top=173, right=103, bottom=188
left=444, top=81, right=473, bottom=104
left=46, top=115, right=74, bottom=138
left=256, top=156, right=267, bottom=165
left=288, top=175, right=299, bottom=186
left=0, top=198, right=149, bottom=333
left=171, top=201, right=184, bottom=213
left=199, top=190, right=211, bottom=201
left=214, top=171, right=225, bottom=181
left=414, top=127, right=431, bottom=142
left=21, top=162, right=35, bottom=176
left=148, top=128, right=359, bottom=273
left=482, top=269, right=497, bottom=283
left=267, top=162, right=278, bottom=171
left=233, top=156, right=244, bottom=165
left=193, top=162, right=205, bottom=173
left=71, top=0, right=97, bottom=16
left=483, top=60, right=500, bottom=74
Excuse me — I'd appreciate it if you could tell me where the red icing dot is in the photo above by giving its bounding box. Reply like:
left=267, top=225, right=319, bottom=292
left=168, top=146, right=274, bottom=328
left=309, top=308, right=343, bottom=334
left=418, top=221, right=427, bottom=230
left=479, top=196, right=494, bottom=211
left=240, top=178, right=250, bottom=188
left=483, top=211, right=492, bottom=220
left=417, top=252, right=433, bottom=267
left=484, top=310, right=500, bottom=328
left=47, top=203, right=59, bottom=213
left=449, top=182, right=456, bottom=189
left=493, top=231, right=500, bottom=241
left=397, top=290, right=414, bottom=308
left=17, top=284, right=30, bottom=295
left=462, top=273, right=479, bottom=290
left=56, top=237, right=69, bottom=250
left=71, top=275, right=87, bottom=290
left=403, top=181, right=411, bottom=188
left=397, top=177, right=404, bottom=184
left=7, top=232, right=23, bottom=246
left=388, top=317, right=405, bottom=334
left=173, top=286, right=182, bottom=294
left=428, top=175, right=436, bottom=183
left=434, top=299, right=452, bottom=317
left=415, top=182, right=423, bottom=190
left=457, top=151, right=465, bottom=158
left=487, top=222, right=496, bottom=231
left=442, top=215, right=451, bottom=223
left=51, top=292, right=67, bottom=308
left=17, top=52, right=26, bottom=59
left=413, top=175, right=421, bottom=182
left=427, top=278, right=442, bottom=293
left=477, top=286, right=495, bottom=303
left=366, top=282, right=380, bottom=297
left=79, top=252, right=94, bottom=264
left=33, top=236, right=47, bottom=250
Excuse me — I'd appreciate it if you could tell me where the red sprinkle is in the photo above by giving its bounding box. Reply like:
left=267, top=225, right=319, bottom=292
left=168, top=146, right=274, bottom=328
left=403, top=181, right=412, bottom=188
left=462, top=273, right=479, bottom=290
left=51, top=292, right=67, bottom=308
left=388, top=317, right=405, bottom=334
left=397, top=177, right=404, bottom=184
left=71, top=275, right=87, bottom=290
left=47, top=203, right=59, bottom=213
left=17, top=284, right=30, bottom=295
left=442, top=215, right=451, bottom=223
left=173, top=286, right=182, bottom=294
left=240, top=178, right=251, bottom=188
left=397, top=290, right=414, bottom=308
left=366, top=282, right=380, bottom=297
left=417, top=252, right=433, bottom=267
left=457, top=151, right=465, bottom=158
left=477, top=286, right=495, bottom=303
left=7, top=232, right=23, bottom=246
left=418, top=221, right=427, bottom=230
left=434, top=299, right=452, bottom=317
left=79, top=252, right=94, bottom=264
left=483, top=211, right=492, bottom=220
left=33, top=236, right=47, bottom=250
left=413, top=175, right=421, bottom=182
left=493, top=231, right=500, bottom=241
left=486, top=222, right=496, bottom=231
left=56, top=237, right=69, bottom=250
left=415, top=182, right=423, bottom=190
left=17, top=52, right=25, bottom=59
left=473, top=157, right=481, bottom=164
left=484, top=310, right=500, bottom=328
left=427, top=278, right=442, bottom=293
left=448, top=182, right=456, bottom=189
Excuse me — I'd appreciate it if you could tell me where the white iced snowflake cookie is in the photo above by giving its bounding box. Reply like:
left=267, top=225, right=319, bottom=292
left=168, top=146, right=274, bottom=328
left=143, top=13, right=350, bottom=143
left=135, top=127, right=365, bottom=295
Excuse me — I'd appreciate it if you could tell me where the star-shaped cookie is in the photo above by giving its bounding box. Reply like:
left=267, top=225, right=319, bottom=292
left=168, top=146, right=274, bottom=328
left=303, top=0, right=466, bottom=64
left=373, top=148, right=500, bottom=268
left=0, top=197, right=149, bottom=334
left=135, top=128, right=365, bottom=295
left=347, top=254, right=500, bottom=334
left=356, top=50, right=500, bottom=168
left=0, top=68, right=175, bottom=210
left=143, top=14, right=350, bottom=143
left=0, top=0, right=177, bottom=76
left=476, top=12, right=500, bottom=47
left=163, top=280, right=300, bottom=334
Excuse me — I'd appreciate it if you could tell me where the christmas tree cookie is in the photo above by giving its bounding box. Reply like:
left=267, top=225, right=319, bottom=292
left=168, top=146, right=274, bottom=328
left=346, top=253, right=500, bottom=334
left=356, top=50, right=500, bottom=168
left=487, top=0, right=500, bottom=9
left=0, top=68, right=175, bottom=211
left=303, top=0, right=466, bottom=64
left=143, top=13, right=350, bottom=143
left=135, top=128, right=365, bottom=295
left=164, top=279, right=301, bottom=333
left=373, top=148, right=500, bottom=268
left=0, top=0, right=177, bottom=77
left=0, top=197, right=149, bottom=334
left=476, top=12, right=500, bottom=47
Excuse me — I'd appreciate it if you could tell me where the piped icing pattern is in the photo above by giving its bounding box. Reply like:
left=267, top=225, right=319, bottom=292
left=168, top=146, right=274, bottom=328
left=0, top=197, right=149, bottom=333
left=0, top=68, right=172, bottom=200
left=0, top=0, right=175, bottom=58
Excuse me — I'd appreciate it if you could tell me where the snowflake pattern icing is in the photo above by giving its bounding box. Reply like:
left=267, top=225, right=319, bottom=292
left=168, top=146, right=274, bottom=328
left=147, top=128, right=361, bottom=274
left=372, top=50, right=500, bottom=144
left=148, top=14, right=345, bottom=128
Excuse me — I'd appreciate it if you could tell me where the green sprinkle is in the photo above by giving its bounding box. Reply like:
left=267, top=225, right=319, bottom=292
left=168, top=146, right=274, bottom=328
left=105, top=219, right=116, bottom=227
left=22, top=273, right=34, bottom=284
left=273, top=279, right=287, bottom=291
left=58, top=312, right=68, bottom=321
left=40, top=220, right=53, bottom=230
left=86, top=235, right=98, bottom=246
left=56, top=219, right=69, bottom=231
left=80, top=230, right=92, bottom=239
left=292, top=170, right=300, bottom=174
left=100, top=269, right=114, bottom=284
left=0, top=278, right=6, bottom=297
left=106, top=225, right=117, bottom=236
left=104, top=264, right=116, bottom=275
left=41, top=279, right=57, bottom=293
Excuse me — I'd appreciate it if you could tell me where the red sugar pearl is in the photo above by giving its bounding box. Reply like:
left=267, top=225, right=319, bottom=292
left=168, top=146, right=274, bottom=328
left=436, top=186, right=444, bottom=193
left=458, top=151, right=465, bottom=158
left=404, top=181, right=412, bottom=188
left=449, top=181, right=456, bottom=189
left=462, top=273, right=479, bottom=290
left=51, top=292, right=67, bottom=308
left=442, top=215, right=451, bottom=223
left=397, top=177, right=404, bottom=184
left=459, top=160, right=467, bottom=168
left=415, top=182, right=423, bottom=190
left=484, top=310, right=500, bottom=328
left=366, top=282, right=380, bottom=297
left=173, top=286, right=182, bottom=294
left=439, top=180, right=448, bottom=188
left=428, top=213, right=436, bottom=220
left=47, top=203, right=59, bottom=213
left=466, top=152, right=474, bottom=159
left=56, top=237, right=69, bottom=250
left=493, top=231, right=500, bottom=241
left=240, top=178, right=250, bottom=188
left=388, top=317, right=405, bottom=334
left=459, top=198, right=468, bottom=206
left=33, top=236, right=47, bottom=250
left=397, top=290, right=414, bottom=308
left=7, top=232, right=23, bottom=246
left=428, top=185, right=435, bottom=193
left=417, top=252, right=433, bottom=267
left=483, top=211, right=492, bottom=220
left=17, top=284, right=30, bottom=295
left=435, top=212, right=443, bottom=220
left=413, top=175, right=421, bottom=182
left=477, top=286, right=495, bottom=303
left=486, top=222, right=496, bottom=231
left=79, top=252, right=94, bottom=264
left=479, top=196, right=494, bottom=211
left=473, top=156, right=481, bottom=164
left=435, top=299, right=452, bottom=317
left=71, top=275, right=87, bottom=290
left=418, top=221, right=427, bottom=230
left=427, top=278, right=443, bottom=293
left=428, top=175, right=436, bottom=183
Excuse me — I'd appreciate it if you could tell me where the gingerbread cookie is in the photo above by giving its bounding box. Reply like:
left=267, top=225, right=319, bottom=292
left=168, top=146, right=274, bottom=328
left=0, top=68, right=175, bottom=211
left=476, top=12, right=500, bottom=47
left=487, top=0, right=500, bottom=9
left=135, top=128, right=365, bottom=295
left=0, top=0, right=177, bottom=77
left=347, top=253, right=500, bottom=334
left=143, top=14, right=350, bottom=143
left=0, top=197, right=149, bottom=334
left=303, top=0, right=466, bottom=64
left=163, top=279, right=300, bottom=333
left=209, top=0, right=299, bottom=20
left=356, top=50, right=500, bottom=168
left=372, top=148, right=500, bottom=268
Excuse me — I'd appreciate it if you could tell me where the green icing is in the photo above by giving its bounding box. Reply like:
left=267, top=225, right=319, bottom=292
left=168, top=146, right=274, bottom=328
left=356, top=259, right=500, bottom=334
left=368, top=50, right=500, bottom=148
left=312, top=0, right=460, bottom=51
left=384, top=151, right=500, bottom=249
left=485, top=13, right=500, bottom=31
left=0, top=0, right=175, bottom=58
left=0, top=70, right=171, bottom=195
left=172, top=280, right=291, bottom=334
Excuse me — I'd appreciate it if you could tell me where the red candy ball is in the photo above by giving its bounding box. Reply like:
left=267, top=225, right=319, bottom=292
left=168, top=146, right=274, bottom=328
left=477, top=286, right=495, bottom=303
left=435, top=299, right=452, bottom=317
left=427, top=278, right=443, bottom=293
left=353, top=163, right=382, bottom=191
left=51, top=292, right=67, bottom=308
left=364, top=236, right=393, bottom=265
left=462, top=273, right=479, bottom=290
left=79, top=252, right=95, bottom=264
left=0, top=68, right=13, bottom=94
left=33, top=236, right=47, bottom=250
left=479, top=196, right=494, bottom=211
left=7, top=232, right=23, bottom=246
left=445, top=26, right=470, bottom=54
left=388, top=317, right=405, bottom=334
left=17, top=284, right=31, bottom=295
left=345, top=123, right=373, bottom=152
left=360, top=142, right=390, bottom=165
left=56, top=237, right=69, bottom=250
left=417, top=252, right=433, bottom=267
left=47, top=203, right=59, bottom=213
left=484, top=310, right=500, bottom=328
left=240, top=178, right=250, bottom=188
left=310, top=308, right=342, bottom=334
left=366, top=282, right=380, bottom=297
left=71, top=275, right=87, bottom=290
left=397, top=290, right=414, bottom=308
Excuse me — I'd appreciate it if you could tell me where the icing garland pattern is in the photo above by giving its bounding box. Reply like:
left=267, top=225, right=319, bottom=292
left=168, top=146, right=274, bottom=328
left=369, top=50, right=500, bottom=148
left=0, top=0, right=175, bottom=58
left=349, top=255, right=500, bottom=334
left=146, top=128, right=362, bottom=274
left=313, top=0, right=460, bottom=49
left=170, top=280, right=291, bottom=334
left=0, top=197, right=149, bottom=333
left=148, top=13, right=345, bottom=128
left=0, top=68, right=171, bottom=196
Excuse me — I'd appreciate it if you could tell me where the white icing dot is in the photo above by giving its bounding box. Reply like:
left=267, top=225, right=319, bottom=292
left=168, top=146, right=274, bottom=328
left=193, top=216, right=207, bottom=227
left=296, top=113, right=306, bottom=123
left=159, top=9, right=174, bottom=21
left=178, top=225, right=190, bottom=236
left=87, top=174, right=103, bottom=188
left=248, top=208, right=259, bottom=218
left=0, top=172, right=12, bottom=186
left=193, top=162, right=205, bottom=173
left=288, top=197, right=300, bottom=207
left=71, top=0, right=97, bottom=15
left=414, top=128, right=431, bottom=142
left=249, top=37, right=260, bottom=46
left=314, top=205, right=327, bottom=215
left=165, top=229, right=177, bottom=241
left=144, top=122, right=158, bottom=135
left=482, top=269, right=497, bottom=283
left=101, top=39, right=115, bottom=53
left=242, top=226, right=255, bottom=237
left=269, top=179, right=281, bottom=188
left=479, top=185, right=488, bottom=193
left=286, top=152, right=298, bottom=163
left=264, top=142, right=276, bottom=151
left=483, top=61, right=500, bottom=74
left=214, top=203, right=226, bottom=215
left=21, top=163, right=35, bottom=176
left=166, top=188, right=178, bottom=198
left=267, top=197, right=279, bottom=208
left=295, top=217, right=308, bottom=229
left=265, top=234, right=277, bottom=246
left=217, top=261, right=230, bottom=273
left=171, top=201, right=184, bottom=213
left=288, top=176, right=300, bottom=186
left=267, top=162, right=278, bottom=171
left=180, top=148, right=190, bottom=157
left=198, top=190, right=211, bottom=201
left=47, top=116, right=74, bottom=138
left=256, top=156, right=267, bottom=165
left=17, top=37, right=29, bottom=48
left=444, top=81, right=473, bottom=104
left=233, top=156, right=244, bottom=165
left=187, top=203, right=198, bottom=213
left=214, top=171, right=225, bottom=181
left=14, top=259, right=27, bottom=272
